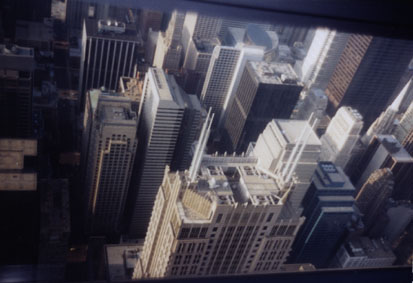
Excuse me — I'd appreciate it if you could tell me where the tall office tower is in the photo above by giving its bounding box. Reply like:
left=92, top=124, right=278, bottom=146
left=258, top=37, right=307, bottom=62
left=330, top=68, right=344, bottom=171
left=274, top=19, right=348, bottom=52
left=223, top=61, right=302, bottom=153
left=334, top=237, right=396, bottom=268
left=38, top=179, right=70, bottom=275
left=276, top=26, right=310, bottom=47
left=394, top=102, right=413, bottom=143
left=356, top=168, right=394, bottom=232
left=181, top=38, right=219, bottom=95
left=320, top=107, right=363, bottom=169
left=253, top=119, right=322, bottom=212
left=153, top=10, right=185, bottom=72
left=201, top=25, right=279, bottom=128
left=81, top=89, right=138, bottom=236
left=0, top=44, right=35, bottom=138
left=288, top=162, right=356, bottom=268
left=171, top=94, right=205, bottom=171
left=361, top=80, right=409, bottom=145
left=324, top=35, right=413, bottom=129
left=181, top=13, right=222, bottom=60
left=132, top=161, right=304, bottom=279
left=292, top=88, right=328, bottom=123
left=139, top=9, right=163, bottom=40
left=391, top=131, right=413, bottom=201
left=295, top=28, right=349, bottom=89
left=351, top=135, right=413, bottom=189
left=79, top=19, right=142, bottom=107
left=129, top=68, right=185, bottom=238
left=200, top=45, right=241, bottom=126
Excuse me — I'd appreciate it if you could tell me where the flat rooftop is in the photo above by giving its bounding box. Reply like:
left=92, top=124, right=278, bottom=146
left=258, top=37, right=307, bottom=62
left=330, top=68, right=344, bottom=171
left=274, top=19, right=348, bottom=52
left=376, top=135, right=413, bottom=162
left=194, top=38, right=220, bottom=53
left=275, top=119, right=321, bottom=146
left=150, top=68, right=185, bottom=107
left=85, top=19, right=140, bottom=42
left=105, top=244, right=142, bottom=282
left=249, top=61, right=300, bottom=85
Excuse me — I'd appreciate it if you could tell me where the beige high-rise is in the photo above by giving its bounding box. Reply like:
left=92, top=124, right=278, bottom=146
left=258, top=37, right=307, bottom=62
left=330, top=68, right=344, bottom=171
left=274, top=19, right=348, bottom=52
left=133, top=165, right=304, bottom=279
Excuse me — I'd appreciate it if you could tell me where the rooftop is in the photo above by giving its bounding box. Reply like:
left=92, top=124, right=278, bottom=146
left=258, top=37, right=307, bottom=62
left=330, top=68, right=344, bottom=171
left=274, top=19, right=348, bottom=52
left=0, top=44, right=35, bottom=71
left=194, top=37, right=220, bottom=53
left=274, top=119, right=322, bottom=146
left=376, top=135, right=413, bottom=162
left=194, top=162, right=284, bottom=206
left=105, top=244, right=143, bottom=282
left=149, top=68, right=185, bottom=107
left=315, top=162, right=355, bottom=191
left=345, top=237, right=396, bottom=260
left=85, top=19, right=140, bottom=42
left=249, top=61, right=300, bottom=85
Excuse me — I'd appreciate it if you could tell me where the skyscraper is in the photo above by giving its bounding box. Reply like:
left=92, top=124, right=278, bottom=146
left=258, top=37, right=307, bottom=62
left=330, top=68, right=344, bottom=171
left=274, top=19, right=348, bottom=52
left=171, top=93, right=205, bottom=171
left=0, top=44, right=35, bottom=138
left=288, top=162, right=356, bottom=268
left=79, top=19, right=142, bottom=107
left=324, top=35, right=413, bottom=129
left=356, top=168, right=394, bottom=232
left=320, top=107, right=363, bottom=169
left=223, top=61, right=302, bottom=153
left=394, top=101, right=413, bottom=143
left=361, top=79, right=410, bottom=145
left=81, top=88, right=138, bottom=236
left=153, top=10, right=185, bottom=73
left=291, top=88, right=328, bottom=126
left=132, top=164, right=304, bottom=278
left=391, top=130, right=413, bottom=202
left=128, top=68, right=185, bottom=238
left=138, top=9, right=163, bottom=40
left=200, top=45, right=241, bottom=126
left=351, top=135, right=413, bottom=189
left=181, top=12, right=222, bottom=60
left=201, top=25, right=279, bottom=128
left=295, top=28, right=349, bottom=89
left=181, top=37, right=219, bottom=96
left=253, top=119, right=322, bottom=211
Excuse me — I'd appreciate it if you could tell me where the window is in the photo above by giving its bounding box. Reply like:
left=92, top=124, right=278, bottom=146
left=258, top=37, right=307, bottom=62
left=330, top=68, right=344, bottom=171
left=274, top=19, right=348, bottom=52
left=216, top=214, right=223, bottom=223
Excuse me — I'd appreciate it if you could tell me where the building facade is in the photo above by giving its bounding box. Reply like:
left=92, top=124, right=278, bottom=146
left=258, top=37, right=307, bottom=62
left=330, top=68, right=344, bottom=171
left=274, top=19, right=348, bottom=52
left=133, top=163, right=304, bottom=279
left=224, top=61, right=302, bottom=153
left=324, top=35, right=413, bottom=129
left=320, top=107, right=363, bottom=169
left=129, top=68, right=185, bottom=238
left=79, top=19, right=142, bottom=107
left=0, top=44, right=35, bottom=138
left=253, top=119, right=322, bottom=212
left=288, top=162, right=356, bottom=268
left=355, top=168, right=394, bottom=232
left=81, top=89, right=138, bottom=235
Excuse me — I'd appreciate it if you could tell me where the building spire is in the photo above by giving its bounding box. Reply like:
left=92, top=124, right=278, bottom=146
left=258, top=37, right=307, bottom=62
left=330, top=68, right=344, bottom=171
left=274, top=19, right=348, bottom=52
left=389, top=78, right=412, bottom=111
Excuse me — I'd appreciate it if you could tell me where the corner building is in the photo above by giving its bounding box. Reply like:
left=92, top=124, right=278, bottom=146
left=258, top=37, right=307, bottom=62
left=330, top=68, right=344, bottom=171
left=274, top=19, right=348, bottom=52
left=133, top=164, right=305, bottom=279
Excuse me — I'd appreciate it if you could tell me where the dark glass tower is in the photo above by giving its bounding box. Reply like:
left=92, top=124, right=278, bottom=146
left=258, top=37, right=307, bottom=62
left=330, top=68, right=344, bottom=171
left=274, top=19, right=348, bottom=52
left=288, top=162, right=356, bottom=268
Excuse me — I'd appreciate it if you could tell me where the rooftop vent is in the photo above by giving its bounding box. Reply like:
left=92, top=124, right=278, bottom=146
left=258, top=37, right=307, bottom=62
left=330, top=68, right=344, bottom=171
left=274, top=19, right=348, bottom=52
left=98, top=19, right=126, bottom=34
